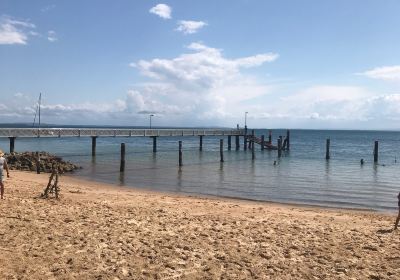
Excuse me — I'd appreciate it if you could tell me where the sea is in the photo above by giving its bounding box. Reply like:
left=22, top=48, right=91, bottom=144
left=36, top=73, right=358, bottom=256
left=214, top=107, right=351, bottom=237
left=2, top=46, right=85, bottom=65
left=1, top=127, right=400, bottom=212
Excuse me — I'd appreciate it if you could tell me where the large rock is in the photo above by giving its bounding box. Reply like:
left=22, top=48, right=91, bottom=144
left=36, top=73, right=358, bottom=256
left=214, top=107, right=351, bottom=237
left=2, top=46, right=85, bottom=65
left=5, top=152, right=81, bottom=174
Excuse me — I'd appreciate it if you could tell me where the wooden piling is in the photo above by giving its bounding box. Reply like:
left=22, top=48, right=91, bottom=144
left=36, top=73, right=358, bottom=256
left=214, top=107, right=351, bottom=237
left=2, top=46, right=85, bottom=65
left=325, top=139, right=330, bottom=160
left=252, top=139, right=255, bottom=160
left=91, top=136, right=97, bottom=157
left=179, top=141, right=183, bottom=166
left=120, top=143, right=125, bottom=172
left=374, top=141, right=378, bottom=163
left=268, top=130, right=272, bottom=144
left=228, top=135, right=231, bottom=150
left=9, top=137, right=15, bottom=153
left=251, top=130, right=255, bottom=150
left=286, top=130, right=290, bottom=150
left=261, top=135, right=265, bottom=151
left=199, top=136, right=203, bottom=151
left=235, top=135, right=240, bottom=150
left=152, top=136, right=157, bottom=153
left=244, top=126, right=248, bottom=150
left=220, top=139, right=224, bottom=162
left=278, top=138, right=282, bottom=158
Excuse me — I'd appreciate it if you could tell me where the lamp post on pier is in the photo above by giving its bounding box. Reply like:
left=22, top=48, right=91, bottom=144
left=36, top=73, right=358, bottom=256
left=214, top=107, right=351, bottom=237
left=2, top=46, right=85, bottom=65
left=245, top=112, right=248, bottom=129
left=149, top=114, right=154, bottom=129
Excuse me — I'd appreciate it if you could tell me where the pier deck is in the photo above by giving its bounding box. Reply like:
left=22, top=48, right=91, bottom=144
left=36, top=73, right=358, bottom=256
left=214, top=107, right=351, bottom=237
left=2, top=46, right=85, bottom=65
left=0, top=128, right=245, bottom=138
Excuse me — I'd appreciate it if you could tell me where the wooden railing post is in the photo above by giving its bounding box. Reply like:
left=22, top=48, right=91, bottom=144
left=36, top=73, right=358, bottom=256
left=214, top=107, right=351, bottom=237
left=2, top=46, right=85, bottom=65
left=228, top=135, right=231, bottom=150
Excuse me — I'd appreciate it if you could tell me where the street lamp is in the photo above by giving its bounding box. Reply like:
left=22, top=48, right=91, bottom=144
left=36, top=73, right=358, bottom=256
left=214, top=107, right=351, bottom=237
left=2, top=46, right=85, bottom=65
left=245, top=112, right=248, bottom=128
left=149, top=114, right=154, bottom=129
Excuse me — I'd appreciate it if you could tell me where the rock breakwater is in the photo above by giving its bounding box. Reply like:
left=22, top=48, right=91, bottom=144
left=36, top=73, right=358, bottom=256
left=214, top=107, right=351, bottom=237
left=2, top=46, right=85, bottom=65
left=5, top=152, right=80, bottom=173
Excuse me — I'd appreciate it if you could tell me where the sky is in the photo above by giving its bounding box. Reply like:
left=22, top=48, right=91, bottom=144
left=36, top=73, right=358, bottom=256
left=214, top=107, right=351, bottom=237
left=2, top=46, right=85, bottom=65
left=1, top=0, right=400, bottom=129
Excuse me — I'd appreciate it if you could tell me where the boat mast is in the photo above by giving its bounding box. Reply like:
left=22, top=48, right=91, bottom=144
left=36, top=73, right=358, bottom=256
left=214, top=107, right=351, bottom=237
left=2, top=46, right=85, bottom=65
left=38, top=92, right=41, bottom=130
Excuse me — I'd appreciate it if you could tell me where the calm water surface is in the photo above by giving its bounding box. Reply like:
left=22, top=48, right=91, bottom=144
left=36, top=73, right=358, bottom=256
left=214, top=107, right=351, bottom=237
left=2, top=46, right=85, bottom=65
left=1, top=129, right=400, bottom=211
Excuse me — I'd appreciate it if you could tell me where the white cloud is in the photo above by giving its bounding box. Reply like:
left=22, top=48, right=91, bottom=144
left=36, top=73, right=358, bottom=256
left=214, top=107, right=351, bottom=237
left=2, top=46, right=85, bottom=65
left=0, top=16, right=36, bottom=45
left=0, top=43, right=278, bottom=125
left=47, top=30, right=57, bottom=42
left=130, top=42, right=278, bottom=121
left=176, top=20, right=207, bottom=34
left=358, top=65, right=400, bottom=81
left=6, top=41, right=400, bottom=129
left=276, top=85, right=373, bottom=121
left=149, top=4, right=172, bottom=19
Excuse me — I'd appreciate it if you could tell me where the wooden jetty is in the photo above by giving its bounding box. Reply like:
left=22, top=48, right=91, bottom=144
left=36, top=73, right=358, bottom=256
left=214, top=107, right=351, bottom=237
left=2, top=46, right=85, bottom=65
left=0, top=128, right=244, bottom=138
left=0, top=128, right=245, bottom=154
left=0, top=128, right=291, bottom=169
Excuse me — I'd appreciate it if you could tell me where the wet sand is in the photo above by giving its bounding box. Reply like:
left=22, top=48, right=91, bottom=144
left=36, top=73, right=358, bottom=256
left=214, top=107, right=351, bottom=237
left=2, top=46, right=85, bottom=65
left=0, top=171, right=399, bottom=279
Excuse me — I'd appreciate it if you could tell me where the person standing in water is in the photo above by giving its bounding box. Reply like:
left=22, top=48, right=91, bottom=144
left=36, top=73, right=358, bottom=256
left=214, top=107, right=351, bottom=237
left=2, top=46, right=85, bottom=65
left=395, top=192, right=400, bottom=230
left=0, top=150, right=10, bottom=199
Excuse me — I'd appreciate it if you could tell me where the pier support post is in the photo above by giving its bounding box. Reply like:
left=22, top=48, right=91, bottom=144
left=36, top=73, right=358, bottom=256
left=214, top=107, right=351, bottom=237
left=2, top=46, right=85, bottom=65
left=9, top=137, right=15, bottom=153
left=199, top=136, right=203, bottom=151
left=235, top=135, right=240, bottom=150
left=278, top=138, right=282, bottom=158
left=251, top=130, right=255, bottom=160
left=91, top=136, right=97, bottom=157
left=179, top=141, right=183, bottom=166
left=120, top=143, right=125, bottom=172
left=325, top=139, right=330, bottom=160
left=152, top=136, right=157, bottom=153
left=286, top=130, right=290, bottom=151
left=220, top=139, right=224, bottom=162
left=374, top=141, right=378, bottom=163
left=228, top=135, right=231, bottom=150
left=252, top=130, right=255, bottom=149
left=261, top=135, right=265, bottom=151
left=244, top=126, right=248, bottom=150
left=268, top=130, right=272, bottom=144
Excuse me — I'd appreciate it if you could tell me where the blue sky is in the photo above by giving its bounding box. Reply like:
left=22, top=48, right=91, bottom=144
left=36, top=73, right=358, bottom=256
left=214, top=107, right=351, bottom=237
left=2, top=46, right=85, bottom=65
left=1, top=0, right=400, bottom=129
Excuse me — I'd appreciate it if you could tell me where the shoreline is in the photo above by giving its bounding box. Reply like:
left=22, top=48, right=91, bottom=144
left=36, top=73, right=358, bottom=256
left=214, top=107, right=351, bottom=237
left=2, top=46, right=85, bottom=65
left=1, top=171, right=399, bottom=279
left=66, top=173, right=389, bottom=214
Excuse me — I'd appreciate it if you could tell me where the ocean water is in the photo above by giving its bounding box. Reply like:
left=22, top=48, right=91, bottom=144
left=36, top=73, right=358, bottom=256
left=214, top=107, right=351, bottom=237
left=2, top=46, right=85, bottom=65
left=1, top=129, right=400, bottom=212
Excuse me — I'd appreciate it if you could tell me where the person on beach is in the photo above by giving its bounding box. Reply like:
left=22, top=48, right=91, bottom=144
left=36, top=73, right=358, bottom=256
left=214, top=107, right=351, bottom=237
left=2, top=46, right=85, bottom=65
left=0, top=150, right=10, bottom=199
left=395, top=192, right=400, bottom=230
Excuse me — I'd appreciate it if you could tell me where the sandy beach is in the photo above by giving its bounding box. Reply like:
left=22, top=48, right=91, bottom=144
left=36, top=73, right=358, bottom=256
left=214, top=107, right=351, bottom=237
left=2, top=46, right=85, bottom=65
left=0, top=171, right=399, bottom=279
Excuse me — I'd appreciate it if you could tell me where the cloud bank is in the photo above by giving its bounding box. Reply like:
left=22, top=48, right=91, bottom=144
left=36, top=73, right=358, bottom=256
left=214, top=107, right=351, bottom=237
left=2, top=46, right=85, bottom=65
left=2, top=43, right=400, bottom=129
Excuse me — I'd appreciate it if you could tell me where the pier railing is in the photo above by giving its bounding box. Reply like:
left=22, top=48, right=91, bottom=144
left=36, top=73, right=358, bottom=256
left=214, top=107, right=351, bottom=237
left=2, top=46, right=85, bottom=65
left=0, top=128, right=245, bottom=138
